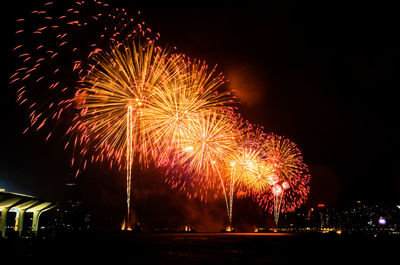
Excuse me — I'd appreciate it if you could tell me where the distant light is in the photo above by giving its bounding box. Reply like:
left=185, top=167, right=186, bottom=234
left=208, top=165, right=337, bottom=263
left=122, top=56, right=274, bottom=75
left=397, top=205, right=400, bottom=210
left=317, top=204, right=325, bottom=208
left=378, top=217, right=386, bottom=225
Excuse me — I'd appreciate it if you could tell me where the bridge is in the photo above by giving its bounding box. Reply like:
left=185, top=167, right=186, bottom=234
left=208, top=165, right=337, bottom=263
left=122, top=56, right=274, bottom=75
left=0, top=189, right=56, bottom=238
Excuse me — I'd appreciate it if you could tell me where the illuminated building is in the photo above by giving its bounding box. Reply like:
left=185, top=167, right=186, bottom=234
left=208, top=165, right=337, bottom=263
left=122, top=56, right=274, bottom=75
left=279, top=201, right=400, bottom=235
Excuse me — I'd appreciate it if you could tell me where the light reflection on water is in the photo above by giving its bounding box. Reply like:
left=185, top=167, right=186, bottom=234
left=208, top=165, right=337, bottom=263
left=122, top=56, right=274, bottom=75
left=2, top=232, right=396, bottom=264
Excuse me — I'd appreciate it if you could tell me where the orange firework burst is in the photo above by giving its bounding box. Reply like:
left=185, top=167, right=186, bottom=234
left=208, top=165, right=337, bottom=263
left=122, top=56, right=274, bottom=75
left=227, top=123, right=267, bottom=190
left=163, top=110, right=239, bottom=209
left=142, top=56, right=233, bottom=166
left=73, top=41, right=178, bottom=166
left=175, top=111, right=238, bottom=182
left=263, top=134, right=306, bottom=183
left=72, top=40, right=180, bottom=224
left=151, top=60, right=237, bottom=207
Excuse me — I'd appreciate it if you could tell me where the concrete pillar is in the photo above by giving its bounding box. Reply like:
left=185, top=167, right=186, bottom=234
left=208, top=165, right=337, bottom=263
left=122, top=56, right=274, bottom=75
left=1, top=207, right=10, bottom=238
left=31, top=210, right=41, bottom=237
left=16, top=209, right=26, bottom=237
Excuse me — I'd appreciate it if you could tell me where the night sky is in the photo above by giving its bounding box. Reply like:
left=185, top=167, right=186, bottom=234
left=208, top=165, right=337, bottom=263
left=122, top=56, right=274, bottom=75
left=3, top=1, right=399, bottom=229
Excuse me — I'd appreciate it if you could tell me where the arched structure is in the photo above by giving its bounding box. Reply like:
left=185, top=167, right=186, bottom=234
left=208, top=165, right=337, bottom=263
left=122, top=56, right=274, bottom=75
left=0, top=189, right=56, bottom=238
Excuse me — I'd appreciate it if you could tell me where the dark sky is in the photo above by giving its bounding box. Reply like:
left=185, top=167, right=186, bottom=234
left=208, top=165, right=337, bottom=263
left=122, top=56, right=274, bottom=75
left=3, top=1, right=399, bottom=229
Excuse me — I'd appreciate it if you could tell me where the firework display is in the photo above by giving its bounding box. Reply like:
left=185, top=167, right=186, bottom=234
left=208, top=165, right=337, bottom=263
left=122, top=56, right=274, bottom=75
left=253, top=135, right=311, bottom=225
left=10, top=0, right=311, bottom=228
